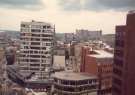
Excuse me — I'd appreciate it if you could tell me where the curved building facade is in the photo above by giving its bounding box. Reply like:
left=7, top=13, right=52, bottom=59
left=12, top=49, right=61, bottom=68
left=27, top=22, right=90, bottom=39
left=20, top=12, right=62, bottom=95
left=53, top=72, right=98, bottom=95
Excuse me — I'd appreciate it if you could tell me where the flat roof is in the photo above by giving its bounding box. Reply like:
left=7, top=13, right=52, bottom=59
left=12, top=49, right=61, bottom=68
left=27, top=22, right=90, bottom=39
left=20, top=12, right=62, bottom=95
left=89, top=50, right=113, bottom=58
left=21, top=21, right=53, bottom=26
left=53, top=71, right=97, bottom=81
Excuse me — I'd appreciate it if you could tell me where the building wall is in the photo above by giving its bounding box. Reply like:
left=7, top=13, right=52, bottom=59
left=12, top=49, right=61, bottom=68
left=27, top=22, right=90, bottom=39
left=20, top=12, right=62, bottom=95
left=19, top=21, right=55, bottom=79
left=98, top=59, right=113, bottom=95
left=53, top=72, right=98, bottom=95
left=80, top=46, right=98, bottom=75
left=53, top=55, right=65, bottom=67
left=112, top=25, right=125, bottom=95
left=80, top=46, right=90, bottom=72
left=71, top=43, right=85, bottom=72
left=113, top=11, right=135, bottom=95
left=124, top=11, right=135, bottom=95
left=85, top=55, right=98, bottom=75
left=0, top=48, right=6, bottom=82
left=80, top=46, right=113, bottom=95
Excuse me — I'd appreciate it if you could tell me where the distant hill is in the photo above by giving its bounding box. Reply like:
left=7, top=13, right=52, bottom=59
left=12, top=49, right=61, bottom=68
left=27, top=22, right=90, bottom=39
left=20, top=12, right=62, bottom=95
left=0, top=30, right=20, bottom=39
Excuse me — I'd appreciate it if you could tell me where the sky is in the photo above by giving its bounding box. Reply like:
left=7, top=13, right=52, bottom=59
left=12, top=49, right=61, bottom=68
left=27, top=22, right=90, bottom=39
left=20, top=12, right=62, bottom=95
left=0, top=0, right=134, bottom=34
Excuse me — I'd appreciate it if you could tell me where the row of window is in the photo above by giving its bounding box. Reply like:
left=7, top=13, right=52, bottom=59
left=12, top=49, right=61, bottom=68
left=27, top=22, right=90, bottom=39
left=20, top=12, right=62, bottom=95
left=21, top=24, right=52, bottom=29
left=99, top=88, right=112, bottom=94
left=98, top=68, right=112, bottom=74
left=31, top=34, right=53, bottom=37
left=54, top=78, right=97, bottom=85
left=21, top=50, right=51, bottom=54
left=31, top=42, right=40, bottom=45
left=23, top=42, right=53, bottom=46
left=31, top=29, right=52, bottom=32
left=20, top=59, right=48, bottom=63
left=21, top=38, right=53, bottom=41
left=30, top=64, right=50, bottom=67
left=54, top=85, right=97, bottom=92
left=23, top=46, right=42, bottom=49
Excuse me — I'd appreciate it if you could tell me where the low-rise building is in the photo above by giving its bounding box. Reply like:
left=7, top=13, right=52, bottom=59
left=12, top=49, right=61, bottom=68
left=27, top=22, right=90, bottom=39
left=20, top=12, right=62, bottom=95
left=53, top=71, right=98, bottom=95
left=80, top=46, right=113, bottom=95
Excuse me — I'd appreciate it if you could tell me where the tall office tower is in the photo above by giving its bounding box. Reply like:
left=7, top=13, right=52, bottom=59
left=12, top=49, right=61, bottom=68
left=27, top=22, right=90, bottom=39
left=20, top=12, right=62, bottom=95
left=112, top=11, right=135, bottom=95
left=19, top=20, right=55, bottom=80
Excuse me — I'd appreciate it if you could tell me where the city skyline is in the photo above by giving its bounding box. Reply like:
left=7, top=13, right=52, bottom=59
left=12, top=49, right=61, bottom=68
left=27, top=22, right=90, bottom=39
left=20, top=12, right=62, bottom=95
left=0, top=9, right=135, bottom=94
left=0, top=0, right=133, bottom=34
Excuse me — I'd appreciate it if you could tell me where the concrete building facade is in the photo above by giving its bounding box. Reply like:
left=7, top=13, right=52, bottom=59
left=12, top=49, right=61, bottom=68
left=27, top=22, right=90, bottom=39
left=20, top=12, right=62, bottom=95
left=53, top=72, right=98, bottom=95
left=19, top=20, right=55, bottom=79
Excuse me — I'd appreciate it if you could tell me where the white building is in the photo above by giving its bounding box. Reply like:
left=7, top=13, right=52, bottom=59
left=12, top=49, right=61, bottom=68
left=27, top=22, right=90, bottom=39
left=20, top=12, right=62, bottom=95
left=19, top=20, right=55, bottom=79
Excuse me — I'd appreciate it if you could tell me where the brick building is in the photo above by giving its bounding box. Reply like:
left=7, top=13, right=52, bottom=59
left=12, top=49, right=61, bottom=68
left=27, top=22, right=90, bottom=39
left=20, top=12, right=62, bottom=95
left=112, top=11, right=135, bottom=95
left=80, top=46, right=113, bottom=95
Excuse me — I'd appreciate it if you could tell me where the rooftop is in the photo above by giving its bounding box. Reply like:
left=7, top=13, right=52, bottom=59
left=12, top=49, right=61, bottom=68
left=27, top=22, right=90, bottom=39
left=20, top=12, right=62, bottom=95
left=21, top=20, right=53, bottom=26
left=53, top=71, right=97, bottom=81
left=128, top=10, right=135, bottom=14
left=89, top=50, right=113, bottom=58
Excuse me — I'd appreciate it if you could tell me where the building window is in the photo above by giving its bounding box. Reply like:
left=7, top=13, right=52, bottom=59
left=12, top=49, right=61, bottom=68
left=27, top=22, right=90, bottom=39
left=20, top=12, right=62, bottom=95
left=32, top=34, right=40, bottom=37
left=31, top=42, right=40, bottom=45
left=31, top=29, right=41, bottom=32
left=113, top=78, right=122, bottom=87
left=30, top=59, right=40, bottom=62
left=30, top=64, right=40, bottom=66
left=47, top=26, right=51, bottom=29
left=113, top=68, right=122, bottom=77
left=114, top=49, right=124, bottom=58
left=114, top=58, right=123, bottom=67
left=31, top=47, right=40, bottom=49
left=31, top=38, right=40, bottom=41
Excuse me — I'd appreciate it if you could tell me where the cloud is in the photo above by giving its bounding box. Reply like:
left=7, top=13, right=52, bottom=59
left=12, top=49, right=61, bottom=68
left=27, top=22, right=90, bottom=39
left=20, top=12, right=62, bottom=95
left=58, top=0, right=135, bottom=11
left=58, top=0, right=82, bottom=11
left=0, top=0, right=43, bottom=10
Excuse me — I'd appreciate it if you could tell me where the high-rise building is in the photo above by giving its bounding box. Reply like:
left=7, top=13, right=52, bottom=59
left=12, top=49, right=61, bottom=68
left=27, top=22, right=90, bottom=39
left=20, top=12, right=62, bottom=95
left=112, top=11, right=135, bottom=95
left=112, top=25, right=125, bottom=95
left=19, top=20, right=55, bottom=79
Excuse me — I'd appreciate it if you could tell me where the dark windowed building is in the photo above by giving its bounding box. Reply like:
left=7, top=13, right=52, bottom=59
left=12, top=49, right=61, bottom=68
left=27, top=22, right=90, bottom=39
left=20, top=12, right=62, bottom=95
left=112, top=11, right=135, bottom=95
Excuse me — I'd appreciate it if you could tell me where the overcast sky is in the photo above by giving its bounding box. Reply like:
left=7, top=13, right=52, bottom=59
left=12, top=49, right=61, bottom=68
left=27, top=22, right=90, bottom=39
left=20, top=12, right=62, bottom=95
left=0, top=0, right=134, bottom=34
